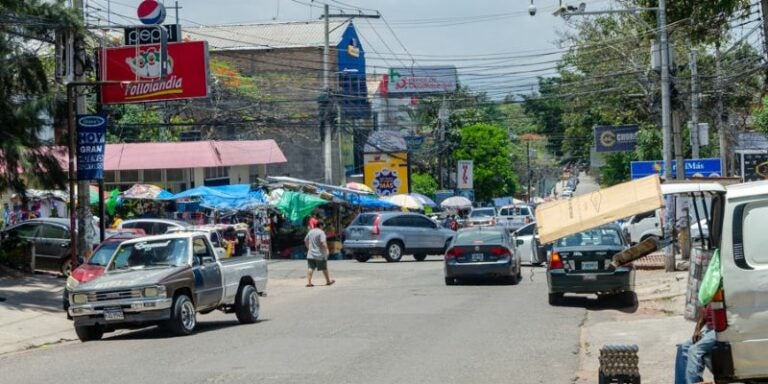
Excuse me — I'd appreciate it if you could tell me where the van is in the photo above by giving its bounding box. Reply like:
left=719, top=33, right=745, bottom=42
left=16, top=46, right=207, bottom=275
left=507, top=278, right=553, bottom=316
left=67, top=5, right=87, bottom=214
left=671, top=180, right=768, bottom=383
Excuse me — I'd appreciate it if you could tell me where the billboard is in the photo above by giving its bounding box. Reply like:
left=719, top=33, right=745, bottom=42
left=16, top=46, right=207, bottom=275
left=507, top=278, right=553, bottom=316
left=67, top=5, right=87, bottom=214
left=364, top=152, right=409, bottom=196
left=736, top=151, right=768, bottom=182
left=630, top=158, right=722, bottom=179
left=387, top=66, right=457, bottom=95
left=99, top=41, right=209, bottom=104
left=76, top=114, right=107, bottom=180
left=336, top=23, right=370, bottom=118
left=457, top=160, right=474, bottom=189
left=124, top=24, right=181, bottom=45
left=594, top=125, right=638, bottom=153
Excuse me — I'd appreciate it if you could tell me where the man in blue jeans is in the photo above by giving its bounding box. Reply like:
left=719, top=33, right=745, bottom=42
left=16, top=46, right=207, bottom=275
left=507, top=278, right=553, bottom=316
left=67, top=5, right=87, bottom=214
left=678, top=305, right=717, bottom=383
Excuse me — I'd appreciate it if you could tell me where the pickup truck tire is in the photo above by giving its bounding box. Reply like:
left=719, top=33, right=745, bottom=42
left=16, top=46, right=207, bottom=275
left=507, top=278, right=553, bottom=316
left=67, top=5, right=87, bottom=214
left=413, top=253, right=427, bottom=262
left=548, top=293, right=564, bottom=306
left=354, top=253, right=371, bottom=263
left=235, top=285, right=260, bottom=324
left=167, top=294, right=196, bottom=336
left=60, top=258, right=73, bottom=277
left=444, top=277, right=456, bottom=286
left=384, top=241, right=404, bottom=262
left=75, top=325, right=103, bottom=342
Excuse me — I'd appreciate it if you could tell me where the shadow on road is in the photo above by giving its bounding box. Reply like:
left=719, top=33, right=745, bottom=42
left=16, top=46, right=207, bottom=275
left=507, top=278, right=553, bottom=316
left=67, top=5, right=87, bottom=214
left=103, top=319, right=271, bottom=341
left=552, top=293, right=639, bottom=313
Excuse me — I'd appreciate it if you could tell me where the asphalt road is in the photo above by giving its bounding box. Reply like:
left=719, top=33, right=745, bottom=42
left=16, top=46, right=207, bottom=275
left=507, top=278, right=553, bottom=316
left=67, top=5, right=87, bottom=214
left=0, top=260, right=586, bottom=384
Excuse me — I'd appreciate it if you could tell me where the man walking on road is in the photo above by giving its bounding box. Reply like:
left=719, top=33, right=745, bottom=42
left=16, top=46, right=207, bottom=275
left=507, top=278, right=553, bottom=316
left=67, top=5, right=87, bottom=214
left=305, top=221, right=334, bottom=287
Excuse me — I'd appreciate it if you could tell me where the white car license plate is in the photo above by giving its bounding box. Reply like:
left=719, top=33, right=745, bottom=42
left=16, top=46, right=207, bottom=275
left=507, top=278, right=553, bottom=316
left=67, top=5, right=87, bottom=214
left=582, top=274, right=597, bottom=281
left=104, top=308, right=124, bottom=321
left=581, top=261, right=598, bottom=270
left=471, top=253, right=484, bottom=262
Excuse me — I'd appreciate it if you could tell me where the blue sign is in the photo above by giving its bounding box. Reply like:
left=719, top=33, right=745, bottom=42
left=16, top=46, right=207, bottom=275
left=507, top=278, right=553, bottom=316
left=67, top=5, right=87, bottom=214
left=76, top=114, right=107, bottom=180
left=630, top=158, right=722, bottom=179
left=336, top=23, right=370, bottom=118
left=457, top=189, right=475, bottom=202
left=595, top=125, right=639, bottom=153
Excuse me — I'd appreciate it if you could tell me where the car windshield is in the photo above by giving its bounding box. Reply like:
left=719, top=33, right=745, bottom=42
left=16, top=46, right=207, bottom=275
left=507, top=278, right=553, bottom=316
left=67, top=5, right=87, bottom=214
left=108, top=238, right=189, bottom=270
left=455, top=230, right=504, bottom=245
left=499, top=207, right=530, bottom=216
left=353, top=214, right=378, bottom=226
left=88, top=242, right=119, bottom=266
left=470, top=209, right=495, bottom=218
left=556, top=227, right=623, bottom=247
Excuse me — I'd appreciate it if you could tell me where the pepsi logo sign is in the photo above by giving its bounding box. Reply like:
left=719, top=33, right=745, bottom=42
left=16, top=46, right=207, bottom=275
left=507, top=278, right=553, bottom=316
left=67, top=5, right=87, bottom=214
left=137, top=0, right=166, bottom=25
left=77, top=115, right=106, bottom=128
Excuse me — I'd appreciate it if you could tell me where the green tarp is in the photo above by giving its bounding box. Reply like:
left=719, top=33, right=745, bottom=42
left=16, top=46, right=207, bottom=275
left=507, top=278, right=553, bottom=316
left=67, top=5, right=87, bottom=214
left=275, top=191, right=328, bottom=222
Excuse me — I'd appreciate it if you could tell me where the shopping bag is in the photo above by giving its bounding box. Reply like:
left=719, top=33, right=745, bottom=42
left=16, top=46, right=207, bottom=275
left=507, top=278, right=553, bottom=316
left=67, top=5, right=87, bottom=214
left=698, top=249, right=721, bottom=305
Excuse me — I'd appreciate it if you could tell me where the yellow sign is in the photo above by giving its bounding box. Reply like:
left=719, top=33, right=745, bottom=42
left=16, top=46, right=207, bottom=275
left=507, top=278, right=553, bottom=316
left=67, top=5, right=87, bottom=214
left=364, top=152, right=409, bottom=196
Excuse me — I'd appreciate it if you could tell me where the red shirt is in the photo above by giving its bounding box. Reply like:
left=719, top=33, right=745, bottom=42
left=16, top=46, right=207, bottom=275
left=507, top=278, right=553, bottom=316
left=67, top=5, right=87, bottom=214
left=309, top=217, right=318, bottom=229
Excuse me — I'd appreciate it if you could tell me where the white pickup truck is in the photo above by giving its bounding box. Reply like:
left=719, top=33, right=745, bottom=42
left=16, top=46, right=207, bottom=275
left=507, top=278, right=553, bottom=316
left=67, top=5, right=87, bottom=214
left=68, top=232, right=268, bottom=341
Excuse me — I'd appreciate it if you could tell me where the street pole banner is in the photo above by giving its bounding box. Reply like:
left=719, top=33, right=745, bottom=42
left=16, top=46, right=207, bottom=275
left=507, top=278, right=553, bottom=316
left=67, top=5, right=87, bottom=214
left=76, top=114, right=107, bottom=180
left=457, top=160, right=473, bottom=189
left=99, top=40, right=209, bottom=104
left=630, top=158, right=722, bottom=179
left=594, top=125, right=638, bottom=153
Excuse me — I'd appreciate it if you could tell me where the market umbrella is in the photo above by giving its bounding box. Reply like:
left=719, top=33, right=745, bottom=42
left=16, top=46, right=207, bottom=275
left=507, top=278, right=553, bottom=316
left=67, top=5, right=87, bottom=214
left=121, top=184, right=174, bottom=200
left=440, top=196, right=472, bottom=210
left=384, top=194, right=424, bottom=210
left=409, top=192, right=436, bottom=208
left=345, top=182, right=374, bottom=193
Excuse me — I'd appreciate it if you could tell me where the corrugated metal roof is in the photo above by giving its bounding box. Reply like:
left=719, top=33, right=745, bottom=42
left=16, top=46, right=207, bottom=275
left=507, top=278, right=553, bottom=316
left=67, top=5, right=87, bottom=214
left=183, top=21, right=347, bottom=51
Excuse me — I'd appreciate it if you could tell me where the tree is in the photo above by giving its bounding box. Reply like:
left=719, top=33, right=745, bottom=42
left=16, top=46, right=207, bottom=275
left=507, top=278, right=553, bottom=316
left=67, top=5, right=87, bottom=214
left=453, top=123, right=518, bottom=202
left=410, top=172, right=437, bottom=198
left=0, top=0, right=82, bottom=194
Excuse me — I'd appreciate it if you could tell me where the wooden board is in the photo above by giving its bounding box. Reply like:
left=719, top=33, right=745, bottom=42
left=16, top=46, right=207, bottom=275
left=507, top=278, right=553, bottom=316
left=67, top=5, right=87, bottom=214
left=536, top=175, right=663, bottom=244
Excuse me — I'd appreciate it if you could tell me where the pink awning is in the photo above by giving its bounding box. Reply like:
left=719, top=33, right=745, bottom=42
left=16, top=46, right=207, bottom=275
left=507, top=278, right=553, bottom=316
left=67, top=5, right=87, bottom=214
left=103, top=140, right=287, bottom=170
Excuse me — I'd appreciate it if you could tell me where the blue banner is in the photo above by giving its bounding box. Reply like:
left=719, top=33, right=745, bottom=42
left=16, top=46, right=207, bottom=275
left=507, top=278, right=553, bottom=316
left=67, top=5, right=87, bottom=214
left=595, top=125, right=638, bottom=153
left=630, top=158, right=722, bottom=179
left=76, top=114, right=107, bottom=180
left=336, top=23, right=370, bottom=119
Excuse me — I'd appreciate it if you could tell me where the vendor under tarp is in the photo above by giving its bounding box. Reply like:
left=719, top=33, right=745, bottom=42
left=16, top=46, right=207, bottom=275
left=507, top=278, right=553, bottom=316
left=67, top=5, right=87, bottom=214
left=170, top=184, right=267, bottom=212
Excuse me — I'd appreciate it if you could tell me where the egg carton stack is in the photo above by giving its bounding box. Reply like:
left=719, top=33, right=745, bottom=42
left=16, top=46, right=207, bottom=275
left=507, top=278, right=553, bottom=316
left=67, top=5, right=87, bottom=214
left=684, top=247, right=713, bottom=321
left=598, top=344, right=641, bottom=384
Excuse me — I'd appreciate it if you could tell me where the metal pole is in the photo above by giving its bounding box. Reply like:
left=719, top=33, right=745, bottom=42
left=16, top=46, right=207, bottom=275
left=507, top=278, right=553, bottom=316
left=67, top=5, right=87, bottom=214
left=527, top=140, right=532, bottom=203
left=674, top=112, right=685, bottom=180
left=716, top=45, right=727, bottom=176
left=98, top=179, right=106, bottom=242
left=323, top=4, right=333, bottom=184
left=659, top=0, right=673, bottom=181
left=67, top=84, right=78, bottom=271
left=338, top=102, right=346, bottom=185
left=74, top=0, right=92, bottom=266
left=690, top=49, right=700, bottom=159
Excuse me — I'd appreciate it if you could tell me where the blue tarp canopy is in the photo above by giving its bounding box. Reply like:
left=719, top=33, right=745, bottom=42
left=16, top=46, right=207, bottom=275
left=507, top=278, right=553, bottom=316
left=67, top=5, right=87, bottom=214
left=332, top=191, right=398, bottom=209
left=169, top=184, right=267, bottom=211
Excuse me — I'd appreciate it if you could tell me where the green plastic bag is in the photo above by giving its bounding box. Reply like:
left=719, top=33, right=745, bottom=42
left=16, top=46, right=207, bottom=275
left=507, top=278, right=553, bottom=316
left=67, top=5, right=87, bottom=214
left=699, top=249, right=721, bottom=306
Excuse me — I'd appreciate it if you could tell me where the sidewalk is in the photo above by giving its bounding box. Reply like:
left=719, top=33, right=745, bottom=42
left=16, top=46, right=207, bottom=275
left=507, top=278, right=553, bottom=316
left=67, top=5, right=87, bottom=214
left=0, top=267, right=75, bottom=355
left=574, top=269, right=709, bottom=384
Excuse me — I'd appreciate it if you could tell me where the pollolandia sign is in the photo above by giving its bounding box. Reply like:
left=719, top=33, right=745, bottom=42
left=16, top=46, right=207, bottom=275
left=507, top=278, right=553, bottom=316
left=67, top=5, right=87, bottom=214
left=76, top=114, right=107, bottom=180
left=386, top=66, right=457, bottom=95
left=594, top=125, right=638, bottom=153
left=99, top=41, right=209, bottom=104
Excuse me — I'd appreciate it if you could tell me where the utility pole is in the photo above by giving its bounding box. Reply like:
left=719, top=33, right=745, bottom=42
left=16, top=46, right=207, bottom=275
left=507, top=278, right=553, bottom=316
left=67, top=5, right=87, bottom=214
left=673, top=112, right=685, bottom=180
left=73, top=0, right=93, bottom=266
left=320, top=6, right=380, bottom=185
left=760, top=0, right=768, bottom=94
left=716, top=45, right=727, bottom=175
left=690, top=49, right=700, bottom=159
left=526, top=140, right=532, bottom=203
left=659, top=0, right=673, bottom=182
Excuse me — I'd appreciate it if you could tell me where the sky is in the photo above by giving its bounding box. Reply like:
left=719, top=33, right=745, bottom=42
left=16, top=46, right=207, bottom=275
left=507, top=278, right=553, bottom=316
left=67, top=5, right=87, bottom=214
left=87, top=0, right=622, bottom=98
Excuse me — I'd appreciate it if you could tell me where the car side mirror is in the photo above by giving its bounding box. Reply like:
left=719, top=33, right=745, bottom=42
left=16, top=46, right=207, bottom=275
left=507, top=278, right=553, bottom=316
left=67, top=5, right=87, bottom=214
left=214, top=247, right=226, bottom=259
left=516, top=239, right=524, bottom=246
left=202, top=256, right=216, bottom=265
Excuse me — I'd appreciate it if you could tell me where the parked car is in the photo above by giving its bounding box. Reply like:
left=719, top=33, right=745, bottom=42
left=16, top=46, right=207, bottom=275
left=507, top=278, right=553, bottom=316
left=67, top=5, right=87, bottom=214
left=0, top=218, right=98, bottom=276
left=63, top=231, right=145, bottom=312
left=465, top=207, right=497, bottom=227
left=68, top=232, right=268, bottom=341
left=511, top=222, right=546, bottom=266
left=343, top=212, right=455, bottom=262
left=443, top=227, right=521, bottom=285
left=117, top=218, right=191, bottom=235
left=496, top=204, right=534, bottom=233
left=623, top=209, right=662, bottom=244
left=546, top=224, right=634, bottom=306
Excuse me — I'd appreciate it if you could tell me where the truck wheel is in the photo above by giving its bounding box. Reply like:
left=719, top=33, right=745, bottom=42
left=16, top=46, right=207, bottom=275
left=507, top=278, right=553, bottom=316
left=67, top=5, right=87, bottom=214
left=413, top=254, right=427, bottom=262
left=60, top=258, right=73, bottom=277
left=384, top=241, right=403, bottom=262
left=75, top=325, right=103, bottom=342
left=444, top=277, right=456, bottom=286
left=354, top=253, right=371, bottom=262
left=548, top=293, right=563, bottom=306
left=167, top=294, right=196, bottom=336
left=235, top=285, right=260, bottom=324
